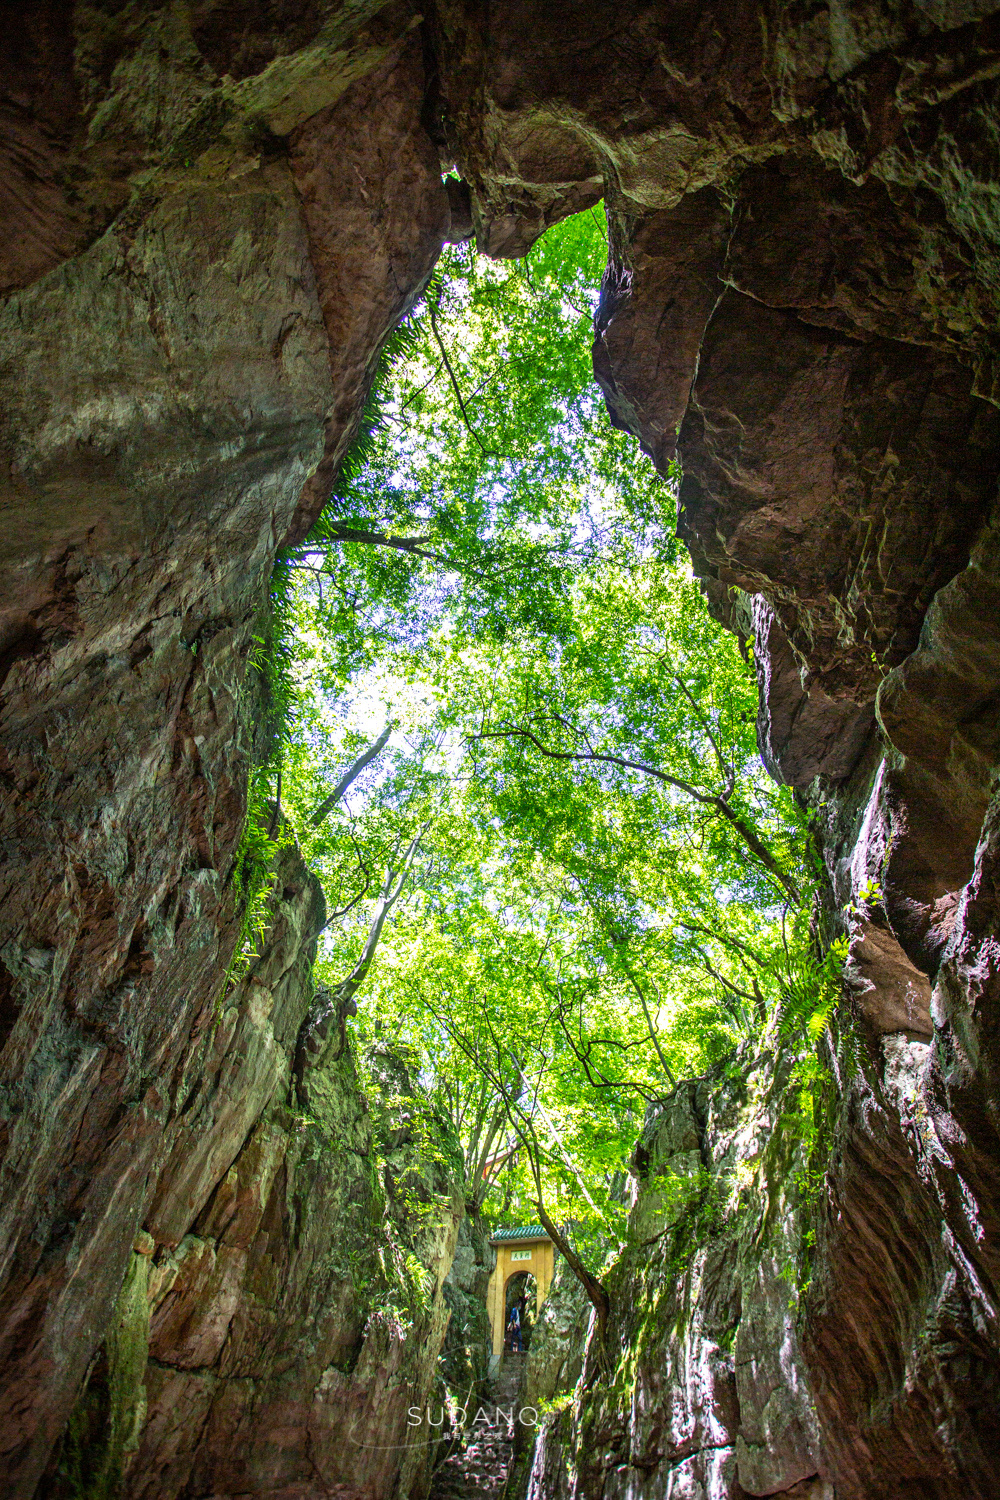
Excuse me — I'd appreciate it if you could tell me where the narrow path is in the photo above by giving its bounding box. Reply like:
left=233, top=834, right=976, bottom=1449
left=429, top=1353, right=527, bottom=1499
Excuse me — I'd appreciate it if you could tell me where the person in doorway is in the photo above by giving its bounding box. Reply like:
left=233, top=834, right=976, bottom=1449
left=507, top=1303, right=522, bottom=1353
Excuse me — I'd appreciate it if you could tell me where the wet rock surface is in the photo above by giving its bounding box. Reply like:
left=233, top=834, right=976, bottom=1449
left=2, top=2, right=1000, bottom=1497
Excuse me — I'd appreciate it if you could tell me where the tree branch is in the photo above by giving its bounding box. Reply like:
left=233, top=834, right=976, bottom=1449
left=329, top=824, right=428, bottom=1007
left=428, top=300, right=491, bottom=457
left=673, top=676, right=733, bottom=797
left=675, top=919, right=765, bottom=973
left=305, top=528, right=441, bottom=560
left=309, top=719, right=392, bottom=827
left=617, top=957, right=677, bottom=1089
left=307, top=829, right=372, bottom=939
left=471, top=723, right=800, bottom=904
left=424, top=998, right=610, bottom=1339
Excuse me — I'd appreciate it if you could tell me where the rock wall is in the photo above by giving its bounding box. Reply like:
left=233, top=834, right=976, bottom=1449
left=38, top=838, right=464, bottom=1500
left=521, top=1023, right=999, bottom=1500
left=439, top=1208, right=495, bottom=1402
left=432, top=5, right=1000, bottom=1496
left=1, top=8, right=456, bottom=1495
left=522, top=1058, right=825, bottom=1500
left=3, top=2, right=1000, bottom=1497
left=523, top=1260, right=589, bottom=1417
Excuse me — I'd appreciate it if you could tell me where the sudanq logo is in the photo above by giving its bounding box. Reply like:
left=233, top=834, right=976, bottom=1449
left=408, top=1404, right=538, bottom=1429
left=348, top=1402, right=539, bottom=1449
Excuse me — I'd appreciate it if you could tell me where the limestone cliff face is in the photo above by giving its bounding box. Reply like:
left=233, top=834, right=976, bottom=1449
left=3, top=3, right=1000, bottom=1498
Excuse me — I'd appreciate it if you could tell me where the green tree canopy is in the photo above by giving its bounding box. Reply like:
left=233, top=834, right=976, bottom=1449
left=245, top=205, right=837, bottom=1324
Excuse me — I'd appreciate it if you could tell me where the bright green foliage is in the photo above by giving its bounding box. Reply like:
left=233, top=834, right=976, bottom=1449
left=777, top=935, right=850, bottom=1048
left=283, top=211, right=668, bottom=686
left=262, top=205, right=843, bottom=1298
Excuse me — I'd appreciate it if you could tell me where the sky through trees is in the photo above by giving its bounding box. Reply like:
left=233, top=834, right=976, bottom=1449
left=247, top=206, right=838, bottom=1307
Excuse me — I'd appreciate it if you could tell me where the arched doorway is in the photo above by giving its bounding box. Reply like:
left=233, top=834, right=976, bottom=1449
left=503, top=1271, right=537, bottom=1352
left=485, top=1226, right=555, bottom=1368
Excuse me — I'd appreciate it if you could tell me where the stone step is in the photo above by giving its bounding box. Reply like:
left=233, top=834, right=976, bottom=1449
left=428, top=1357, right=526, bottom=1499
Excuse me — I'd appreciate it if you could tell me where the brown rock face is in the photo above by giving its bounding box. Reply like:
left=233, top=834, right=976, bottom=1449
left=431, top=3, right=1000, bottom=1497
left=288, top=39, right=451, bottom=534
left=1, top=11, right=448, bottom=1496
left=3, top=2, right=1000, bottom=1498
left=0, top=153, right=330, bottom=1493
left=437, top=0, right=1000, bottom=693
left=37, top=840, right=463, bottom=1500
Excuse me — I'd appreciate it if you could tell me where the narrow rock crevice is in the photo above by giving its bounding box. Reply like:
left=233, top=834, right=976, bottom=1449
left=3, top=3, right=1000, bottom=1497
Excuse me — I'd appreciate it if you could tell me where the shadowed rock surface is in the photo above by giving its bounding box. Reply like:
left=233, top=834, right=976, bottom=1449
left=429, top=1352, right=526, bottom=1500
left=37, top=837, right=464, bottom=1500
left=2, top=2, right=1000, bottom=1497
left=439, top=1208, right=496, bottom=1403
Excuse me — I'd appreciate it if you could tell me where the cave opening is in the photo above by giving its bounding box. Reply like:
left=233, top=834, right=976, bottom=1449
left=247, top=202, right=837, bottom=1470
left=4, top=7, right=1000, bottom=1496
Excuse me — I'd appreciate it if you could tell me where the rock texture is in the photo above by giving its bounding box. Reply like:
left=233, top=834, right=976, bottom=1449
left=1, top=10, right=451, bottom=1496
left=432, top=0, right=1000, bottom=693
left=439, top=1207, right=495, bottom=1402
left=430, top=6, right=1000, bottom=1496
left=39, top=844, right=464, bottom=1500
left=524, top=1063, right=812, bottom=1500
left=4, top=2, right=1000, bottom=1497
left=429, top=1352, right=526, bottom=1500
left=522, top=1261, right=589, bottom=1418
left=524, top=1027, right=1000, bottom=1500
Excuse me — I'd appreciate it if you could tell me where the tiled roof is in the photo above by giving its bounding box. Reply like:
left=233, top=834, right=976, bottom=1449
left=489, top=1224, right=549, bottom=1244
